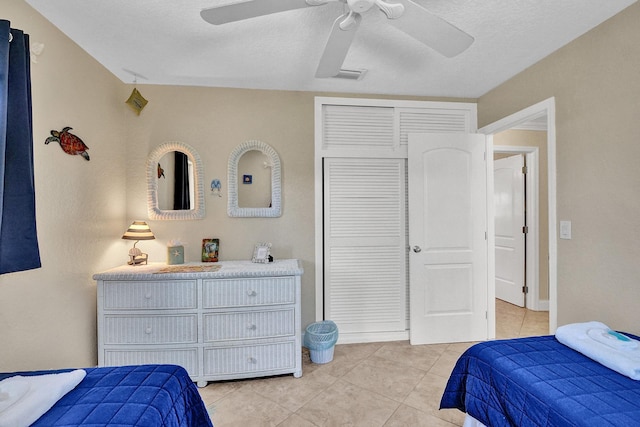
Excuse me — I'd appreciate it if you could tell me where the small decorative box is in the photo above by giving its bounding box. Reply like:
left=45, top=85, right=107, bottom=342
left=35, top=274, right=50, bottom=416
left=167, top=245, right=184, bottom=265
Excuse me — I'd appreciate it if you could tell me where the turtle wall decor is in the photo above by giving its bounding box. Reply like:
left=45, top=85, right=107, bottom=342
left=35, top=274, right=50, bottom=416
left=45, top=127, right=90, bottom=161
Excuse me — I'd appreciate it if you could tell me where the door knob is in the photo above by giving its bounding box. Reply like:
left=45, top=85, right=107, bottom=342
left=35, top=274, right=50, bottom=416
left=412, top=246, right=422, bottom=253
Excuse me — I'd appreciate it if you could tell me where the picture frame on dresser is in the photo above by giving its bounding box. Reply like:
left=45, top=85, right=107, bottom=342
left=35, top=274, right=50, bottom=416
left=252, top=242, right=271, bottom=263
left=202, top=238, right=219, bottom=262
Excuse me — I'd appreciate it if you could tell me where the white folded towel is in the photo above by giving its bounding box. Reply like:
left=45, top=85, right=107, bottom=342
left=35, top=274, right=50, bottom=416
left=555, top=321, right=640, bottom=380
left=0, top=369, right=86, bottom=427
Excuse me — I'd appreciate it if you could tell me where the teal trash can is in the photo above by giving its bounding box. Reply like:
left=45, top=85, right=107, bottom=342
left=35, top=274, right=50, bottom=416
left=304, top=320, right=339, bottom=364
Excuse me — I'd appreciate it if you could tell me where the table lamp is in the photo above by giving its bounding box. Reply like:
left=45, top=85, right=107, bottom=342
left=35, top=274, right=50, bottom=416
left=122, top=221, right=155, bottom=265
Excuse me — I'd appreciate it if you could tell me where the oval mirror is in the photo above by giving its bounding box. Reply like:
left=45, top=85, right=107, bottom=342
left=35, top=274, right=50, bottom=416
left=228, top=140, right=281, bottom=217
left=147, top=141, right=205, bottom=220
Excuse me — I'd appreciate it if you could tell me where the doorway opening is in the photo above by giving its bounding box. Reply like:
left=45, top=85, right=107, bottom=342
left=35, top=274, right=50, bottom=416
left=480, top=97, right=557, bottom=336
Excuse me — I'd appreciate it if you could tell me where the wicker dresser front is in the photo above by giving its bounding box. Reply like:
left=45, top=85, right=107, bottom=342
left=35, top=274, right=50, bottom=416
left=95, top=259, right=303, bottom=387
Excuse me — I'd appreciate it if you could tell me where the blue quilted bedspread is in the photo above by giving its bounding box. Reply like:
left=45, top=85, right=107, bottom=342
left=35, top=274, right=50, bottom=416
left=440, top=335, right=640, bottom=427
left=0, top=364, right=213, bottom=426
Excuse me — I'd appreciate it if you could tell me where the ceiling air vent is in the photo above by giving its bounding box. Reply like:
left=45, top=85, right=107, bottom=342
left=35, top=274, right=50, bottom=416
left=333, top=69, right=367, bottom=80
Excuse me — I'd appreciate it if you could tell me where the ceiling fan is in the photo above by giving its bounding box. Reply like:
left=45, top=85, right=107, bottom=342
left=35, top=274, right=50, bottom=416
left=200, top=0, right=474, bottom=78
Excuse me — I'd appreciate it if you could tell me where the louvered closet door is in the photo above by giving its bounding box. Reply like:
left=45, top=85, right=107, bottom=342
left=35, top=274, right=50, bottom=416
left=398, top=108, right=473, bottom=146
left=322, top=105, right=395, bottom=151
left=324, top=158, right=407, bottom=334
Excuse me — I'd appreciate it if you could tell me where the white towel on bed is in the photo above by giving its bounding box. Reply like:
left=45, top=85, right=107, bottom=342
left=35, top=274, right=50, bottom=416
left=0, top=369, right=86, bottom=427
left=555, top=321, right=640, bottom=380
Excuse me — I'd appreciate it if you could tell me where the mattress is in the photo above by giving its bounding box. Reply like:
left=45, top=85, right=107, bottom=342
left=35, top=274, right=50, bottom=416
left=0, top=364, right=213, bottom=426
left=440, top=335, right=640, bottom=427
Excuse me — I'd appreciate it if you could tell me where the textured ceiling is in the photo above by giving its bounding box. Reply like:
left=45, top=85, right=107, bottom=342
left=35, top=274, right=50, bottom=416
left=26, top=0, right=636, bottom=98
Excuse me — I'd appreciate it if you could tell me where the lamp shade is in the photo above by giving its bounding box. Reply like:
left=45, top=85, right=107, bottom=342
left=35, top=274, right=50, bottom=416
left=122, top=221, right=155, bottom=241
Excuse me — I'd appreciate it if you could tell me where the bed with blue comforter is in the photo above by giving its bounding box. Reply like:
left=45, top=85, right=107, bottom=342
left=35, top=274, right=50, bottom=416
left=440, top=335, right=640, bottom=427
left=0, top=364, right=213, bottom=426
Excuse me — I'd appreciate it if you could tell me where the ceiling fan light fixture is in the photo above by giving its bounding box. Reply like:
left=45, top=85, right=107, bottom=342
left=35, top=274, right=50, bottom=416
left=202, top=0, right=475, bottom=77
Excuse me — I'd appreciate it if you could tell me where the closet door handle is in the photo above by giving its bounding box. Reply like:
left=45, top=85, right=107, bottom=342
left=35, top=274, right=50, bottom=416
left=247, top=290, right=257, bottom=297
left=412, top=246, right=422, bottom=253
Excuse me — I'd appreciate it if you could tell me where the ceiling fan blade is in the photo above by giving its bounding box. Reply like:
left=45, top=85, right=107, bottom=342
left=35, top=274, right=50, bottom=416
left=387, top=0, right=473, bottom=57
left=201, top=0, right=315, bottom=25
left=315, top=13, right=362, bottom=78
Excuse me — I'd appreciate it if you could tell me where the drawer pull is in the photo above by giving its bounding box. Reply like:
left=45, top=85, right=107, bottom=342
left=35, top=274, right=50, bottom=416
left=145, top=293, right=152, bottom=299
left=247, top=357, right=257, bottom=364
left=145, top=327, right=152, bottom=334
left=247, top=324, right=257, bottom=330
left=247, top=290, right=257, bottom=297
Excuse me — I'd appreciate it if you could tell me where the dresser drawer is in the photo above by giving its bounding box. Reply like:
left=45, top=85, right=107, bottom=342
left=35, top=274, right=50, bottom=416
left=103, top=280, right=197, bottom=310
left=103, top=348, right=198, bottom=376
left=203, top=308, right=295, bottom=342
left=103, top=314, right=197, bottom=344
left=203, top=277, right=295, bottom=308
left=203, top=341, right=295, bottom=376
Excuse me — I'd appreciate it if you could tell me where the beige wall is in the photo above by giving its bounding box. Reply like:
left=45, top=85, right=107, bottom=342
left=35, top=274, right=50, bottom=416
left=1, top=1, right=127, bottom=371
left=493, top=130, right=549, bottom=301
left=479, top=3, right=640, bottom=333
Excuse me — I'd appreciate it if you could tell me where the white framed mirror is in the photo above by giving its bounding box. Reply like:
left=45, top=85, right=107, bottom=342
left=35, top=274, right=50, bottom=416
left=147, top=141, right=205, bottom=220
left=228, top=140, right=281, bottom=218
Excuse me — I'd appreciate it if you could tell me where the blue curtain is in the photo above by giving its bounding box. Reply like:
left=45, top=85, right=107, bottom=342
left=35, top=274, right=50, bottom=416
left=0, top=20, right=41, bottom=274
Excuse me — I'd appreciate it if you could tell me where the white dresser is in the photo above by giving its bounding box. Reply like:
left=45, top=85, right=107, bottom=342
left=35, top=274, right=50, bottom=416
left=94, top=259, right=303, bottom=387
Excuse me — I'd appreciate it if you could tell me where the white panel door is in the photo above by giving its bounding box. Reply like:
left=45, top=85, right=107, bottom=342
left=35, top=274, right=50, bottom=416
left=408, top=133, right=488, bottom=345
left=324, top=158, right=407, bottom=334
left=494, top=155, right=525, bottom=307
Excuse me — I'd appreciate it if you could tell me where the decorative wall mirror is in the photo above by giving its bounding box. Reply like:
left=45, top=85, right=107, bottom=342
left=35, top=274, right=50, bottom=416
left=228, top=140, right=281, bottom=217
left=147, top=141, right=205, bottom=220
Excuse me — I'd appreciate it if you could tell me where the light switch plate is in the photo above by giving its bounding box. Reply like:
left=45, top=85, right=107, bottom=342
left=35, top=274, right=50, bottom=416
left=560, top=220, right=572, bottom=239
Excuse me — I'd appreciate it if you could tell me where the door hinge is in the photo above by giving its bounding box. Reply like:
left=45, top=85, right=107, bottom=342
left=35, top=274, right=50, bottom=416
left=485, top=231, right=487, bottom=240
left=485, top=311, right=488, bottom=319
left=522, top=166, right=528, bottom=174
left=522, top=286, right=529, bottom=294
left=522, top=226, right=528, bottom=234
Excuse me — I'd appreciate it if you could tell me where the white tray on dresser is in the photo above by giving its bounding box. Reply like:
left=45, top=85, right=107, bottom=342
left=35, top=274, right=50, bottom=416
left=94, top=259, right=303, bottom=387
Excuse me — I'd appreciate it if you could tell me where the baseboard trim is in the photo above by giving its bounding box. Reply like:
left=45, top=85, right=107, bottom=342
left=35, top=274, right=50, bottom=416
left=302, top=330, right=409, bottom=346
left=536, top=299, right=549, bottom=311
left=336, top=331, right=409, bottom=345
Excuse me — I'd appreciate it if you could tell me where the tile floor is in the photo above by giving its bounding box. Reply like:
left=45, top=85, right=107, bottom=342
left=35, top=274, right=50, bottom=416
left=199, top=300, right=549, bottom=427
